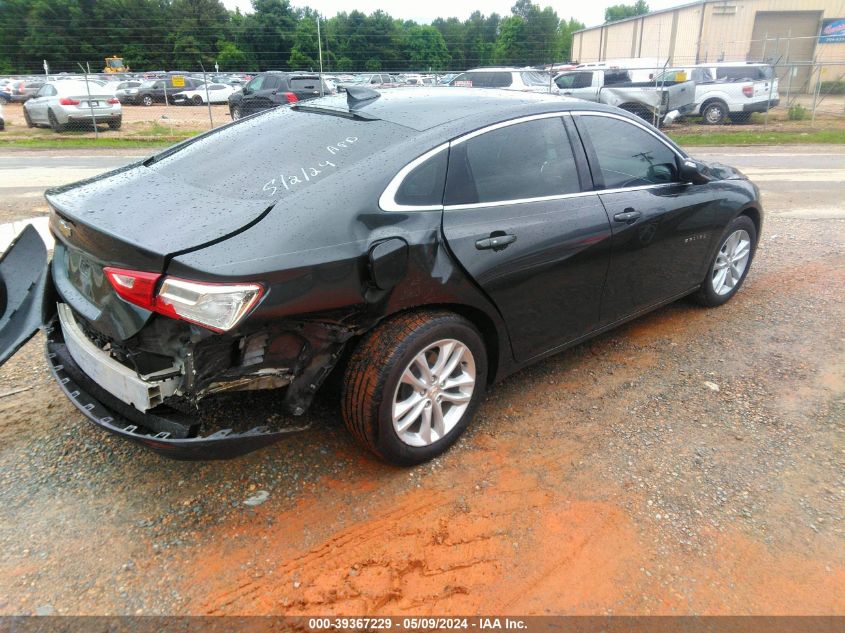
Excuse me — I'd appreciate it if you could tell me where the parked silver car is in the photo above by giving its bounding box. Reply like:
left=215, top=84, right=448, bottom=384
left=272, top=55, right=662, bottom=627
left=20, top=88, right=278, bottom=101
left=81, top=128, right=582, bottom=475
left=23, top=80, right=122, bottom=131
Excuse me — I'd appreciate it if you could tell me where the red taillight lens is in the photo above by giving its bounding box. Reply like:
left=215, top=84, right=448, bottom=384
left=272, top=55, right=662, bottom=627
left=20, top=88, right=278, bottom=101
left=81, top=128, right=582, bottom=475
left=104, top=267, right=263, bottom=332
left=59, top=97, right=81, bottom=105
left=103, top=267, right=161, bottom=311
left=107, top=97, right=119, bottom=104
left=284, top=92, right=298, bottom=103
left=742, top=85, right=754, bottom=98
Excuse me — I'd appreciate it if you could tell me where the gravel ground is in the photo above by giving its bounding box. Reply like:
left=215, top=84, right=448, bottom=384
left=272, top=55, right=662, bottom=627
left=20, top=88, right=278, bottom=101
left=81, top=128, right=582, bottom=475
left=0, top=147, right=842, bottom=616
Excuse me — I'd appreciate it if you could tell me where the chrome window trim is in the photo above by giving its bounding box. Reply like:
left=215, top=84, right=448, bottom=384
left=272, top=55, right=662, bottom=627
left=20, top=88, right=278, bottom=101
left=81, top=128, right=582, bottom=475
left=379, top=109, right=687, bottom=212
left=443, top=183, right=674, bottom=211
left=570, top=110, right=687, bottom=162
left=378, top=143, right=449, bottom=212
left=450, top=111, right=567, bottom=146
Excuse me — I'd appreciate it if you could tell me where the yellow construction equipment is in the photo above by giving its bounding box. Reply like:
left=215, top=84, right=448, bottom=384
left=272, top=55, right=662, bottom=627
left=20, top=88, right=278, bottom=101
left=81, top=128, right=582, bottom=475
left=103, top=56, right=128, bottom=73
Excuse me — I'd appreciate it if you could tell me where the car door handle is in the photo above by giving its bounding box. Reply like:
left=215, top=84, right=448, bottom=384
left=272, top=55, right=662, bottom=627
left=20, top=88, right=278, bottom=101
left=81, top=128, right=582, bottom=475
left=475, top=233, right=516, bottom=250
left=613, top=209, right=641, bottom=224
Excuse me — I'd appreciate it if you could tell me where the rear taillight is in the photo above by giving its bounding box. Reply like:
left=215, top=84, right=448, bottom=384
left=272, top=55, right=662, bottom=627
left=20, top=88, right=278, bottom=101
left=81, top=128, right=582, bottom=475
left=742, top=85, right=754, bottom=98
left=59, top=97, right=80, bottom=105
left=284, top=92, right=298, bottom=103
left=104, top=267, right=263, bottom=333
left=107, top=97, right=119, bottom=104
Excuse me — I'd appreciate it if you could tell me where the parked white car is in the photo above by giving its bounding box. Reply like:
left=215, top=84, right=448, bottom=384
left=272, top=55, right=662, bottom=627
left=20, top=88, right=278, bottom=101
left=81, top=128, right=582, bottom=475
left=448, top=68, right=558, bottom=94
left=658, top=63, right=780, bottom=124
left=23, top=80, right=122, bottom=131
left=171, top=83, right=238, bottom=105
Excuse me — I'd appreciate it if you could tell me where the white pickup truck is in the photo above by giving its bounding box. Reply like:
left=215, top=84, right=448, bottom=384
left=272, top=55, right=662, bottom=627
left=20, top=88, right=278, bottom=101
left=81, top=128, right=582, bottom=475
left=658, top=63, right=780, bottom=125
left=554, top=68, right=696, bottom=124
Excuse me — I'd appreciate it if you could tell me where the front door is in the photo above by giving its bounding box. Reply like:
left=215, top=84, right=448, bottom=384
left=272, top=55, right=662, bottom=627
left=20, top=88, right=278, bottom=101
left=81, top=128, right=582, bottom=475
left=573, top=112, right=719, bottom=324
left=441, top=115, right=612, bottom=362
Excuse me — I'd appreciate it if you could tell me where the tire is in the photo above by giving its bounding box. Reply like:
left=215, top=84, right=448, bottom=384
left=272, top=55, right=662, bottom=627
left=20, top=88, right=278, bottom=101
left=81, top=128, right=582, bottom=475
left=48, top=109, right=64, bottom=132
left=108, top=117, right=122, bottom=130
left=23, top=108, right=35, bottom=128
left=230, top=105, right=242, bottom=120
left=341, top=310, right=488, bottom=466
left=692, top=215, right=757, bottom=308
left=191, top=95, right=203, bottom=106
left=701, top=100, right=728, bottom=125
left=141, top=94, right=153, bottom=107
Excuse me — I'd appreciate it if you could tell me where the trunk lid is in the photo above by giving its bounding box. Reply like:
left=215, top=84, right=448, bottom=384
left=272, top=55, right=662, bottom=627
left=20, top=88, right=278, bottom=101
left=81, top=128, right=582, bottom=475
left=46, top=158, right=272, bottom=340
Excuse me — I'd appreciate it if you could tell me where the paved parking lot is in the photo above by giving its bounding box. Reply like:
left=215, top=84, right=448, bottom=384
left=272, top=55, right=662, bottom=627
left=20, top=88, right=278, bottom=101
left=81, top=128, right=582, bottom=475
left=0, top=145, right=842, bottom=616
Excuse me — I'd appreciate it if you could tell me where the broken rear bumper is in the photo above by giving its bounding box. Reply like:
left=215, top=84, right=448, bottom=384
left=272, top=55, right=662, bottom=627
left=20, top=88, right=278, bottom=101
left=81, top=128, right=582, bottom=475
left=45, top=319, right=311, bottom=460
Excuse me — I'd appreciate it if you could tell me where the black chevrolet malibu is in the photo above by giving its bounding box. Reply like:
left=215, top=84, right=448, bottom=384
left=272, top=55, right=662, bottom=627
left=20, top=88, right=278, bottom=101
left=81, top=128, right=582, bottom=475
left=0, top=87, right=762, bottom=465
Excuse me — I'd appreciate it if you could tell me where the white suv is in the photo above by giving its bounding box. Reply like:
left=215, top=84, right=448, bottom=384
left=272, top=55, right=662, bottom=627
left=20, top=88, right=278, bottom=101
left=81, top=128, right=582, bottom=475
left=449, top=68, right=558, bottom=94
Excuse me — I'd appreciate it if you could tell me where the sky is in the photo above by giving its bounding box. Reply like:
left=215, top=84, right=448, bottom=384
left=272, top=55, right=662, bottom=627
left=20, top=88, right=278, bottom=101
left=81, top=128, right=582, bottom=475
left=221, top=0, right=685, bottom=30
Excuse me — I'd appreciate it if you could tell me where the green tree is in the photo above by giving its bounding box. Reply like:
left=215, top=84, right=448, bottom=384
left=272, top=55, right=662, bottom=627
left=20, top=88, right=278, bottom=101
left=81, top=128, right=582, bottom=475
left=493, top=16, right=527, bottom=65
left=288, top=12, right=319, bottom=70
left=605, top=0, right=649, bottom=24
left=405, top=25, right=450, bottom=70
left=217, top=41, right=248, bottom=71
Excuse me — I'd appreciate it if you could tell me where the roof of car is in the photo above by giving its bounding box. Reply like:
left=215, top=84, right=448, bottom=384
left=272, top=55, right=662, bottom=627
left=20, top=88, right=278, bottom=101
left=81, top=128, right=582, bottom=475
left=297, top=87, right=610, bottom=132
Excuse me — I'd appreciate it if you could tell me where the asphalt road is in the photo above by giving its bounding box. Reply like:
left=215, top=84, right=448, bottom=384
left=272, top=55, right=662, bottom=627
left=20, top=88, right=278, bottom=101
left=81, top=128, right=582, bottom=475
left=0, top=144, right=842, bottom=616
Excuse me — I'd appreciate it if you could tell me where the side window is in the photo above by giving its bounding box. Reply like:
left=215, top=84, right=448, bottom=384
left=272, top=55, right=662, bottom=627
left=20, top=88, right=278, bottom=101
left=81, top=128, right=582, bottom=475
left=394, top=150, right=447, bottom=207
left=604, top=71, right=629, bottom=85
left=445, top=117, right=581, bottom=205
left=578, top=115, right=679, bottom=188
left=263, top=76, right=280, bottom=91
left=556, top=72, right=592, bottom=90
left=245, top=76, right=264, bottom=91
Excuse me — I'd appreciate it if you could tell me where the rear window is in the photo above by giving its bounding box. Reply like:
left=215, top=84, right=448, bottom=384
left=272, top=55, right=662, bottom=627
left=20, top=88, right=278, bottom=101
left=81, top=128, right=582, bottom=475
left=289, top=78, right=321, bottom=91
left=149, top=107, right=412, bottom=201
left=451, top=72, right=513, bottom=88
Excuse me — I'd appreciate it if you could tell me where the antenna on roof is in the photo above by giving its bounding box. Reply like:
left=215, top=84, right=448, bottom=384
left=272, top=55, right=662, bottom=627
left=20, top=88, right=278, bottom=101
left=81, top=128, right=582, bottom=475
left=346, top=86, right=380, bottom=109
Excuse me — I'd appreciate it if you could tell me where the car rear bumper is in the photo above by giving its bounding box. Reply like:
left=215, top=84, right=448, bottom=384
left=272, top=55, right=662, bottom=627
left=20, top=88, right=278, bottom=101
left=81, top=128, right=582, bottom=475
left=63, top=112, right=121, bottom=123
left=743, top=98, right=780, bottom=112
left=45, top=317, right=311, bottom=460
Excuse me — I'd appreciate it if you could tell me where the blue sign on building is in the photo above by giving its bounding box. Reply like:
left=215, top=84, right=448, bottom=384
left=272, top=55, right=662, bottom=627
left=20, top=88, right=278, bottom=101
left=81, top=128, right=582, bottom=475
left=819, top=18, right=845, bottom=44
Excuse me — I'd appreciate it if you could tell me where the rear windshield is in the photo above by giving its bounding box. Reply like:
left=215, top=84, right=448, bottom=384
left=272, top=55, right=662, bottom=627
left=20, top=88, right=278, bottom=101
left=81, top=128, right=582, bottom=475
left=149, top=106, right=411, bottom=200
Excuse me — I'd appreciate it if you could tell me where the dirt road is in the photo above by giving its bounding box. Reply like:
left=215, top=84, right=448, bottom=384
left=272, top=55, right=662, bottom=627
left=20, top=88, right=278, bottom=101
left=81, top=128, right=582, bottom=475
left=0, top=146, right=842, bottom=616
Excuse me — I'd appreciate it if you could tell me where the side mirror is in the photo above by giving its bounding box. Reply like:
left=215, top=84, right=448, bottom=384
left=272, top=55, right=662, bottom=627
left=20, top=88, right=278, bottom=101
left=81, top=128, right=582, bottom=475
left=679, top=159, right=711, bottom=185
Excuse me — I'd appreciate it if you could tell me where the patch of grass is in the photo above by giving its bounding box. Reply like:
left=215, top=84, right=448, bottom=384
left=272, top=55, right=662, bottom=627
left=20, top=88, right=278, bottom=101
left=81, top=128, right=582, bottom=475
left=787, top=104, right=809, bottom=121
left=667, top=128, right=845, bottom=146
left=0, top=137, right=183, bottom=149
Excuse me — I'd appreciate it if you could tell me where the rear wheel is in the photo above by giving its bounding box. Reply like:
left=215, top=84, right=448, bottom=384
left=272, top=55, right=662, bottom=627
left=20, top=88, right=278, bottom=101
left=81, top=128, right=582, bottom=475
left=693, top=215, right=757, bottom=307
left=231, top=105, right=242, bottom=120
left=48, top=109, right=64, bottom=132
left=108, top=117, right=122, bottom=130
left=342, top=311, right=487, bottom=465
left=701, top=100, right=728, bottom=125
left=141, top=94, right=153, bottom=107
left=191, top=95, right=203, bottom=105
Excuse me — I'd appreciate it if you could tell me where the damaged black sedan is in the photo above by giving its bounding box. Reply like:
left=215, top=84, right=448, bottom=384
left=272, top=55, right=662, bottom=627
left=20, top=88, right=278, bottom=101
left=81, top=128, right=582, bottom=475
left=0, top=87, right=762, bottom=464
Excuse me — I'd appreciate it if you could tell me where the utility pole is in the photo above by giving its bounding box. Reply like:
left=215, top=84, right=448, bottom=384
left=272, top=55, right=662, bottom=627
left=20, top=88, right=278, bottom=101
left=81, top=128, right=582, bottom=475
left=317, top=16, right=324, bottom=96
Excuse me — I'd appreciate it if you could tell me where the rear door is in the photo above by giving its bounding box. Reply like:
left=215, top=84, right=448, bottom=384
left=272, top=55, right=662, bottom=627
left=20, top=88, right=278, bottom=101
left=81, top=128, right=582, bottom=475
left=573, top=112, right=719, bottom=324
left=441, top=114, right=612, bottom=361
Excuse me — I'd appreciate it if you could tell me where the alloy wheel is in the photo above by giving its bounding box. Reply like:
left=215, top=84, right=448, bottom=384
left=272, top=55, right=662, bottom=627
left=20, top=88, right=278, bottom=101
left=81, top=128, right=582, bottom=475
left=712, top=229, right=751, bottom=295
left=391, top=339, right=476, bottom=447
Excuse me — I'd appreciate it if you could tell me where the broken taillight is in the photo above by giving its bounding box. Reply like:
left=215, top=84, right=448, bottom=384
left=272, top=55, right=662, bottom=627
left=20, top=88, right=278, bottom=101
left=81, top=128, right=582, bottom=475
left=103, top=267, right=263, bottom=333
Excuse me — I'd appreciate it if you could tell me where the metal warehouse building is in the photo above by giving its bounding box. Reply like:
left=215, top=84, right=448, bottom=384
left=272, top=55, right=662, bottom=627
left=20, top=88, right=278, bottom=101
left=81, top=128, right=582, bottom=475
left=571, top=0, right=845, bottom=92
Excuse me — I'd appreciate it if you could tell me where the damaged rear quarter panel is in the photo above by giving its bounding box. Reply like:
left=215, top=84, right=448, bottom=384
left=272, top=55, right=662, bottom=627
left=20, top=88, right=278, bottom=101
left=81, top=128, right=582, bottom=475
left=166, top=158, right=512, bottom=410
